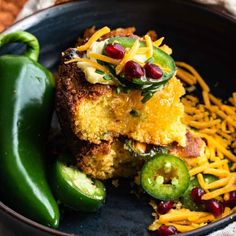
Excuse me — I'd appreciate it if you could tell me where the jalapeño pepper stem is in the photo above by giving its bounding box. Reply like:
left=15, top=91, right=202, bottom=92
left=0, top=31, right=39, bottom=62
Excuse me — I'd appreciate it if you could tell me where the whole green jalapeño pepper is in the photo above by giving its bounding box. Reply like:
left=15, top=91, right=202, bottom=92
left=0, top=32, right=59, bottom=228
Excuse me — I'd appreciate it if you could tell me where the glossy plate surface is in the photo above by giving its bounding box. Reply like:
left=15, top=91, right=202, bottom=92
left=0, top=0, right=236, bottom=235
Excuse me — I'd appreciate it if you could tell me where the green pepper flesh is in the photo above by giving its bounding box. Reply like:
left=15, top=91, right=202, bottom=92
left=51, top=154, right=106, bottom=212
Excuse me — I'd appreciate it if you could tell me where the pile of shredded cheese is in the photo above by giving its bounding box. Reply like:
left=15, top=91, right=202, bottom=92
left=149, top=62, right=236, bottom=233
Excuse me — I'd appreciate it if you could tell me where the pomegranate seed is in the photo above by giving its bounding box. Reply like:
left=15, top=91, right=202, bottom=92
left=205, top=200, right=224, bottom=217
left=124, top=60, right=144, bottom=78
left=158, top=201, right=174, bottom=214
left=191, top=187, right=205, bottom=204
left=224, top=191, right=236, bottom=208
left=144, top=63, right=163, bottom=80
left=158, top=225, right=178, bottom=236
left=104, top=43, right=125, bottom=59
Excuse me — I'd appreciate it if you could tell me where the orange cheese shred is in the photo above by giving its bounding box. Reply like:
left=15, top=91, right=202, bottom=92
left=115, top=39, right=140, bottom=75
left=153, top=37, right=165, bottom=47
left=64, top=57, right=110, bottom=74
left=88, top=52, right=120, bottom=65
left=144, top=34, right=153, bottom=59
left=77, top=26, right=110, bottom=51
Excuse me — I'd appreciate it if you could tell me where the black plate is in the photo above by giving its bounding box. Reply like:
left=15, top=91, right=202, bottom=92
left=0, top=0, right=236, bottom=235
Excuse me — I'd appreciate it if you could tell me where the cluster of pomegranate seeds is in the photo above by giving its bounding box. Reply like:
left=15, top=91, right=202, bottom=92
left=191, top=187, right=224, bottom=217
left=124, top=60, right=144, bottom=78
left=144, top=63, right=163, bottom=80
left=224, top=191, right=236, bottom=208
left=104, top=43, right=163, bottom=80
left=156, top=188, right=232, bottom=234
left=158, top=225, right=179, bottom=236
left=191, top=187, right=205, bottom=204
left=104, top=43, right=125, bottom=59
left=205, top=200, right=224, bottom=217
left=157, top=201, right=174, bottom=214
left=124, top=60, right=163, bottom=80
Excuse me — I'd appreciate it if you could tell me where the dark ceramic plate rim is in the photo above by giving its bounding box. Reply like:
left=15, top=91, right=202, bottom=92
left=0, top=1, right=235, bottom=235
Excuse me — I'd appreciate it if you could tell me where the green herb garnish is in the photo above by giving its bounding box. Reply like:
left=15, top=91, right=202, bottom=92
left=141, top=92, right=153, bottom=103
left=129, top=109, right=140, bottom=117
left=103, top=74, right=113, bottom=81
left=95, top=69, right=105, bottom=75
left=116, top=86, right=122, bottom=94
left=146, top=57, right=154, bottom=63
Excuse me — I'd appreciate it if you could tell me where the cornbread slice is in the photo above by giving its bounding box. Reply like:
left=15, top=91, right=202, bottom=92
left=57, top=55, right=186, bottom=146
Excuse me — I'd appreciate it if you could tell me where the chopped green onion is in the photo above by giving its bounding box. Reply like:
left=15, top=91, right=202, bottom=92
left=141, top=92, right=153, bottom=103
left=103, top=74, right=113, bottom=81
left=145, top=57, right=154, bottom=63
left=97, top=59, right=105, bottom=65
left=132, top=78, right=144, bottom=85
left=95, top=69, right=105, bottom=75
left=116, top=86, right=122, bottom=94
left=129, top=109, right=140, bottom=117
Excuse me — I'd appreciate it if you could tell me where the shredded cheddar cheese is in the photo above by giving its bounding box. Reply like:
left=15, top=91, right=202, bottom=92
left=64, top=57, right=110, bottom=74
left=153, top=37, right=165, bottom=47
left=202, top=91, right=210, bottom=107
left=158, top=209, right=212, bottom=224
left=179, top=66, right=208, bottom=92
left=209, top=93, right=222, bottom=106
left=77, top=26, right=110, bottom=51
left=197, top=173, right=207, bottom=190
left=205, top=177, right=229, bottom=190
left=202, top=185, right=236, bottom=200
left=137, top=47, right=149, bottom=54
left=159, top=44, right=172, bottom=55
left=144, top=35, right=153, bottom=59
left=88, top=52, right=120, bottom=65
left=203, top=168, right=230, bottom=178
left=177, top=68, right=195, bottom=85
